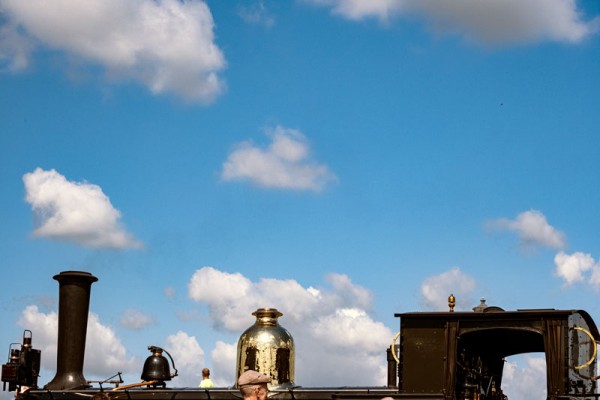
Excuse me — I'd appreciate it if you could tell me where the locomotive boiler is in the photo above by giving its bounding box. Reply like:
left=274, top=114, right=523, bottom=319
left=3, top=270, right=600, bottom=400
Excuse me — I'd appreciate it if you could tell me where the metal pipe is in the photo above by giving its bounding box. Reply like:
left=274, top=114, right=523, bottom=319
left=44, top=271, right=98, bottom=390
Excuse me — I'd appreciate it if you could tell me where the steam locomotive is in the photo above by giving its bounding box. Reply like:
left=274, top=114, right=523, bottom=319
left=3, top=271, right=600, bottom=400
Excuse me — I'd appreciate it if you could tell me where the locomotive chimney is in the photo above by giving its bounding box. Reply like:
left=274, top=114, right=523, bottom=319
left=45, top=271, right=98, bottom=390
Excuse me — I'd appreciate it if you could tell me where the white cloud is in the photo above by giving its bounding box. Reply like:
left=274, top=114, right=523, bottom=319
left=304, top=0, right=599, bottom=45
left=85, top=313, right=138, bottom=377
left=23, top=168, right=142, bottom=249
left=310, top=308, right=390, bottom=352
left=420, top=267, right=477, bottom=311
left=304, top=0, right=402, bottom=22
left=502, top=355, right=546, bottom=400
left=188, top=267, right=392, bottom=386
left=554, top=251, right=598, bottom=286
left=325, top=273, right=372, bottom=307
left=486, top=210, right=566, bottom=250
left=17, top=305, right=137, bottom=380
left=188, top=268, right=253, bottom=327
left=210, top=341, right=237, bottom=387
left=221, top=126, right=337, bottom=191
left=590, top=264, right=600, bottom=288
left=120, top=308, right=155, bottom=330
left=17, top=305, right=58, bottom=365
left=0, top=22, right=34, bottom=71
left=298, top=307, right=390, bottom=386
left=0, top=0, right=226, bottom=102
left=166, top=331, right=205, bottom=387
left=238, top=1, right=275, bottom=28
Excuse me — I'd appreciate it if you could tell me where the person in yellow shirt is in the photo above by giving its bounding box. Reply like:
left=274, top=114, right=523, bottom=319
left=199, top=368, right=214, bottom=388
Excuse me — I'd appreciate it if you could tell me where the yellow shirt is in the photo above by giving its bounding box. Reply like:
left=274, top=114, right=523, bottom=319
left=199, top=378, right=214, bottom=388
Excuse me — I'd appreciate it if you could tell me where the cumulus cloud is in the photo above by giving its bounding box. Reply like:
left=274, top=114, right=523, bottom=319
left=17, top=305, right=137, bottom=379
left=486, top=210, right=566, bottom=250
left=554, top=251, right=600, bottom=287
left=166, top=331, right=205, bottom=387
left=120, top=308, right=155, bottom=330
left=310, top=308, right=390, bottom=352
left=17, top=305, right=58, bottom=366
left=221, top=126, right=337, bottom=191
left=210, top=341, right=237, bottom=387
left=188, top=267, right=392, bottom=386
left=23, top=168, right=142, bottom=249
left=420, top=267, right=477, bottom=311
left=0, top=0, right=226, bottom=102
left=304, top=0, right=599, bottom=45
left=188, top=267, right=372, bottom=331
left=85, top=313, right=138, bottom=376
left=502, top=355, right=546, bottom=400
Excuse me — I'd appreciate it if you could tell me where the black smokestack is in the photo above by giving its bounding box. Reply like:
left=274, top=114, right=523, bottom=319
left=45, top=271, right=98, bottom=390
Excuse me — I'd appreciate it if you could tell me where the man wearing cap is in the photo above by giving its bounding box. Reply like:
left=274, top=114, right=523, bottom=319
left=237, top=370, right=271, bottom=400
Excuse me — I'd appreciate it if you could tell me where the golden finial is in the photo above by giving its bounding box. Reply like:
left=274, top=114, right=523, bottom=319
left=448, top=293, right=455, bottom=312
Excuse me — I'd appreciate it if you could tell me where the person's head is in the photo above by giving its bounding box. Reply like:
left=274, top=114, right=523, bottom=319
left=202, top=368, right=210, bottom=378
left=238, top=370, right=271, bottom=400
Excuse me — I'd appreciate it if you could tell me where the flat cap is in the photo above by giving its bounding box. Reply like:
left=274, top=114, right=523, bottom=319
left=238, top=370, right=271, bottom=386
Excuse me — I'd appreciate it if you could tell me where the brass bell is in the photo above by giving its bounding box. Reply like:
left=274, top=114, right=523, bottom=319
left=141, top=346, right=178, bottom=383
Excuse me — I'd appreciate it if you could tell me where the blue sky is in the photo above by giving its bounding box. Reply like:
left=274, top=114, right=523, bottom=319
left=2, top=1, right=600, bottom=399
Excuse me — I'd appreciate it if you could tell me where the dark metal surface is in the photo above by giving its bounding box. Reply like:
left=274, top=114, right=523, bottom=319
left=44, top=271, right=98, bottom=390
left=141, top=347, right=173, bottom=382
left=396, top=308, right=600, bottom=399
left=19, top=387, right=404, bottom=400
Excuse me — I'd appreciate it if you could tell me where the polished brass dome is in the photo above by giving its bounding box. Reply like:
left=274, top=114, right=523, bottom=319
left=236, top=308, right=295, bottom=389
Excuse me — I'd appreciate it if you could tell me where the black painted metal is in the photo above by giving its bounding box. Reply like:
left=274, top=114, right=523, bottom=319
left=44, top=271, right=98, bottom=390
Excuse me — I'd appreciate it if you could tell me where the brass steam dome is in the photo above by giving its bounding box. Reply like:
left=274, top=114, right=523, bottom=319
left=235, top=308, right=295, bottom=389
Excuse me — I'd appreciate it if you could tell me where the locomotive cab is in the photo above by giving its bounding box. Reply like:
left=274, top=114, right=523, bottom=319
left=395, top=305, right=600, bottom=399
